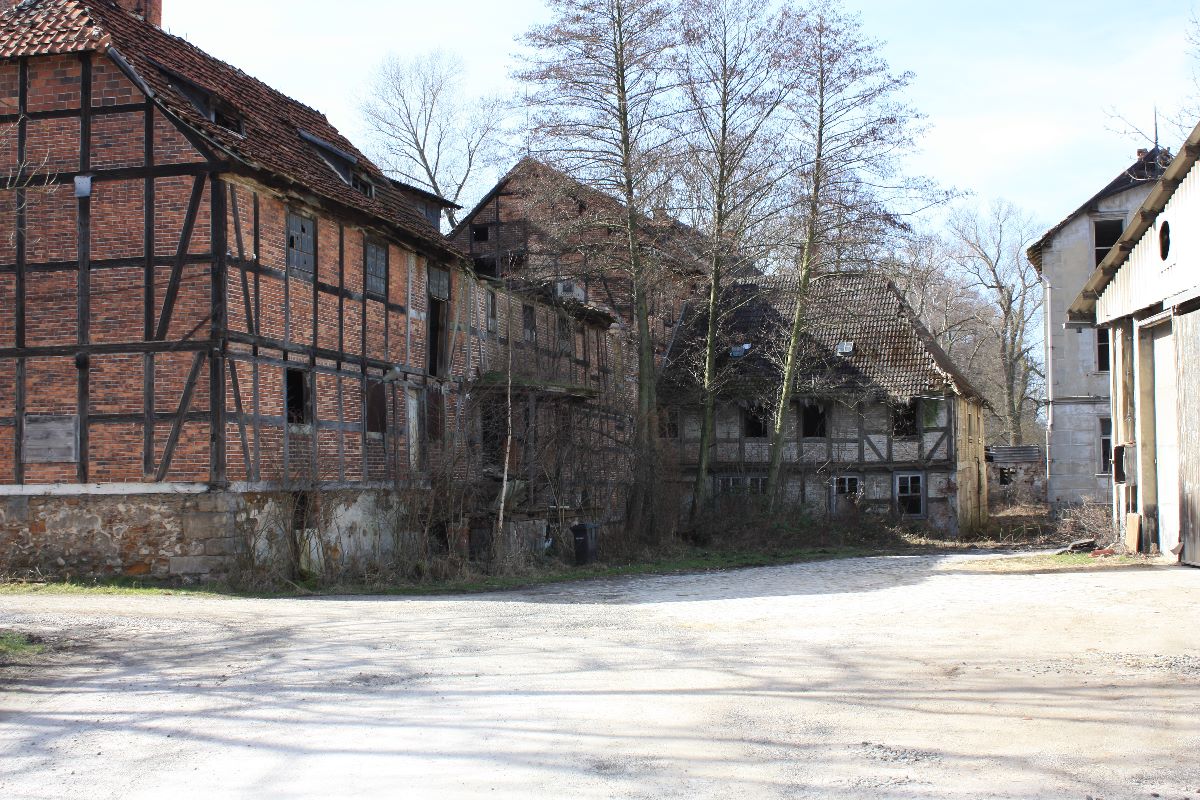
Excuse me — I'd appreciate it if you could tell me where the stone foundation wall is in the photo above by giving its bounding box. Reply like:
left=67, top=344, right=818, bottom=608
left=0, top=488, right=406, bottom=582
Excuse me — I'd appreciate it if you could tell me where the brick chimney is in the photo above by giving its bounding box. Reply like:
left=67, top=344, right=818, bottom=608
left=119, top=0, right=162, bottom=26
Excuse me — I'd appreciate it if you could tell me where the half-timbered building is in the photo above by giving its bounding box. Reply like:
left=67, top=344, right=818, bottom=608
left=661, top=272, right=989, bottom=535
left=0, top=0, right=632, bottom=580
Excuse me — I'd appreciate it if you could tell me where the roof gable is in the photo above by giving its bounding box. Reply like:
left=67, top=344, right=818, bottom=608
left=0, top=0, right=458, bottom=259
left=1027, top=147, right=1170, bottom=271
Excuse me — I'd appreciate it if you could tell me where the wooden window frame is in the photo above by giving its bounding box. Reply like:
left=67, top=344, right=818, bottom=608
left=286, top=211, right=316, bottom=283
left=365, top=239, right=389, bottom=300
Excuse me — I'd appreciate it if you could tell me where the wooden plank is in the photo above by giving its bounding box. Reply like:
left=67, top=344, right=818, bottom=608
left=143, top=98, right=155, bottom=339
left=22, top=415, right=79, bottom=463
left=143, top=353, right=154, bottom=477
left=210, top=175, right=228, bottom=486
left=14, top=58, right=26, bottom=483
left=154, top=174, right=207, bottom=340
left=231, top=185, right=254, bottom=334
left=155, top=350, right=205, bottom=482
left=252, top=192, right=261, bottom=482
left=76, top=52, right=92, bottom=483
left=228, top=359, right=251, bottom=477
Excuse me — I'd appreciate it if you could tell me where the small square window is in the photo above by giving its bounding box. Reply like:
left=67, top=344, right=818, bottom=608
left=471, top=224, right=491, bottom=243
left=286, top=212, right=315, bottom=283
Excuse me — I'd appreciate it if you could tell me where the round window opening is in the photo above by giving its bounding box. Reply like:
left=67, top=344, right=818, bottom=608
left=1160, top=220, right=1171, bottom=261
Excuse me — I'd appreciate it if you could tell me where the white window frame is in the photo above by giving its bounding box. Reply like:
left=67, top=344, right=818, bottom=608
left=831, top=474, right=863, bottom=513
left=895, top=471, right=925, bottom=518
left=1098, top=416, right=1113, bottom=476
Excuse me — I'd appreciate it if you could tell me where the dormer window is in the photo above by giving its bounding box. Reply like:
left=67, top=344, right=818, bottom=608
left=299, top=130, right=375, bottom=198
left=155, top=63, right=243, bottom=134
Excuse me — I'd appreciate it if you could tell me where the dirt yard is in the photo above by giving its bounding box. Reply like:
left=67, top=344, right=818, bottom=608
left=2, top=553, right=1198, bottom=799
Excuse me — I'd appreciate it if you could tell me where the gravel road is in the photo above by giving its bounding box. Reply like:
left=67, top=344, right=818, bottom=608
left=1, top=553, right=1198, bottom=799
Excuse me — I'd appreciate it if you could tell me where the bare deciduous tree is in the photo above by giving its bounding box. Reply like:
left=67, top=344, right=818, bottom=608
left=946, top=201, right=1043, bottom=446
left=672, top=0, right=796, bottom=520
left=764, top=0, right=922, bottom=502
left=361, top=51, right=505, bottom=228
left=516, top=0, right=677, bottom=543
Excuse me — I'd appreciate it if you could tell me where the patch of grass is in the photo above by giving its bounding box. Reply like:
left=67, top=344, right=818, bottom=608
left=0, top=631, right=44, bottom=659
left=0, top=545, right=884, bottom=599
left=941, top=552, right=1159, bottom=574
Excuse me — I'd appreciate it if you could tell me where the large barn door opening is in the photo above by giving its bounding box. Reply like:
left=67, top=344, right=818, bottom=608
left=1152, top=323, right=1181, bottom=556
left=1173, top=310, right=1200, bottom=566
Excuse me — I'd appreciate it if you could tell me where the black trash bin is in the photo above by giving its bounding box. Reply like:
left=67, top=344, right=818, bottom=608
left=571, top=523, right=599, bottom=566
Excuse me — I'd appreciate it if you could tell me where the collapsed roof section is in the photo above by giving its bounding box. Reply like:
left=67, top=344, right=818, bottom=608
left=662, top=271, right=983, bottom=404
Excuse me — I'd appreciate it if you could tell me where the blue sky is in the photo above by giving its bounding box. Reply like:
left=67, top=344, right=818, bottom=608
left=163, top=0, right=1195, bottom=231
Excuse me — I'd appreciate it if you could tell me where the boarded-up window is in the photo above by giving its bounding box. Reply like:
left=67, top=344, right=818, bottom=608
left=22, top=415, right=78, bottom=463
left=365, top=240, right=388, bottom=299
left=286, top=212, right=315, bottom=282
left=486, top=290, right=498, bottom=332
left=427, top=266, right=451, bottom=301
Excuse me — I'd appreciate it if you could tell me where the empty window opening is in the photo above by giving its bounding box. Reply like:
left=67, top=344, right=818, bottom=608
left=300, top=129, right=375, bottom=197
left=160, top=67, right=244, bottom=134
left=835, top=475, right=861, bottom=496
left=523, top=304, right=537, bottom=343
left=892, top=400, right=919, bottom=438
left=427, top=266, right=451, bottom=377
left=286, top=212, right=315, bottom=283
left=366, top=382, right=388, bottom=435
left=998, top=467, right=1015, bottom=486
left=558, top=316, right=573, bottom=353
left=480, top=400, right=506, bottom=467
left=743, top=407, right=769, bottom=439
left=471, top=224, right=491, bottom=243
left=427, top=297, right=446, bottom=377
left=800, top=401, right=827, bottom=438
left=1097, top=329, right=1110, bottom=373
left=1099, top=417, right=1113, bottom=474
left=659, top=408, right=680, bottom=439
left=285, top=367, right=311, bottom=425
left=1160, top=220, right=1172, bottom=260
left=1094, top=218, right=1124, bottom=266
left=896, top=473, right=924, bottom=516
left=365, top=240, right=388, bottom=298
left=474, top=256, right=498, bottom=278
